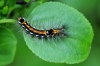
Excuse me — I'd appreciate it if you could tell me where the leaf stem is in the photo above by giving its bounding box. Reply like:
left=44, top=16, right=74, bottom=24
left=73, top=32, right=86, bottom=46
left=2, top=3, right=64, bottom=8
left=0, top=19, right=16, bottom=24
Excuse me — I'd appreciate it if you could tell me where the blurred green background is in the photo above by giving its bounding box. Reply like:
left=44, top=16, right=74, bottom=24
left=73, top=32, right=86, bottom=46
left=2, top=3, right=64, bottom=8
left=0, top=0, right=100, bottom=66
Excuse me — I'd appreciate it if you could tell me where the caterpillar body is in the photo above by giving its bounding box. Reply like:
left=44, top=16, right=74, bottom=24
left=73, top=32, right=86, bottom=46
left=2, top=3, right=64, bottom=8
left=18, top=17, right=66, bottom=39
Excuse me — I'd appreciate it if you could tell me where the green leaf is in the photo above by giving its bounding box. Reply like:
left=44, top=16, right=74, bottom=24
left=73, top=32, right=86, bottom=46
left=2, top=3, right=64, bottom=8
left=0, top=27, right=17, bottom=65
left=6, top=0, right=16, bottom=7
left=2, top=6, right=9, bottom=15
left=37, top=0, right=44, bottom=4
left=24, top=0, right=30, bottom=3
left=23, top=2, right=94, bottom=64
left=0, top=0, right=4, bottom=8
left=23, top=2, right=39, bottom=16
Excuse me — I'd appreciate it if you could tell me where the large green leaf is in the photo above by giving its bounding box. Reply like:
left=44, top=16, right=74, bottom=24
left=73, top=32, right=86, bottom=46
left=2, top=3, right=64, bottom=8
left=0, top=27, right=17, bottom=65
left=23, top=2, right=94, bottom=64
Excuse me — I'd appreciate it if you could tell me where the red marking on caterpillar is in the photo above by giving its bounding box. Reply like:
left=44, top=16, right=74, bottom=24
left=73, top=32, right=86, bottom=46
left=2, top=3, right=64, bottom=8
left=18, top=17, right=66, bottom=39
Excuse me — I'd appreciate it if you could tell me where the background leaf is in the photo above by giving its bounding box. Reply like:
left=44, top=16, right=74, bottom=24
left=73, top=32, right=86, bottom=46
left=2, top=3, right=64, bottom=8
left=22, top=2, right=94, bottom=64
left=0, top=0, right=4, bottom=8
left=0, top=27, right=17, bottom=66
left=6, top=0, right=16, bottom=7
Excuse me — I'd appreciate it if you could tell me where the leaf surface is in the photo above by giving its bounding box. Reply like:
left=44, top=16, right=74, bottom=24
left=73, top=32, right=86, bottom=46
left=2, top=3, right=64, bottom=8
left=23, top=2, right=94, bottom=64
left=0, top=27, right=17, bottom=65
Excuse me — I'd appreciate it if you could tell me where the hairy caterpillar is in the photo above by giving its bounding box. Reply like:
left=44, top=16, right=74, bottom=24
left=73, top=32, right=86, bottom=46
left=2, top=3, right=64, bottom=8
left=18, top=17, right=66, bottom=39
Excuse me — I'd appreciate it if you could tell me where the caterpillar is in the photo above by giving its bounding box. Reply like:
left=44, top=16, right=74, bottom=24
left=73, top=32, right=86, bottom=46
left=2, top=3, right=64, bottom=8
left=18, top=17, right=66, bottom=39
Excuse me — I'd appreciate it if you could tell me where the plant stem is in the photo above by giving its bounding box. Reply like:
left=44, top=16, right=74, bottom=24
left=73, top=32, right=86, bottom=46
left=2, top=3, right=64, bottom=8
left=0, top=19, right=16, bottom=24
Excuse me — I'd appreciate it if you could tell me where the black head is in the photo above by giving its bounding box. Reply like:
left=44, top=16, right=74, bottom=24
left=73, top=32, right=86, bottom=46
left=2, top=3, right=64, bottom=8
left=18, top=17, right=25, bottom=23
